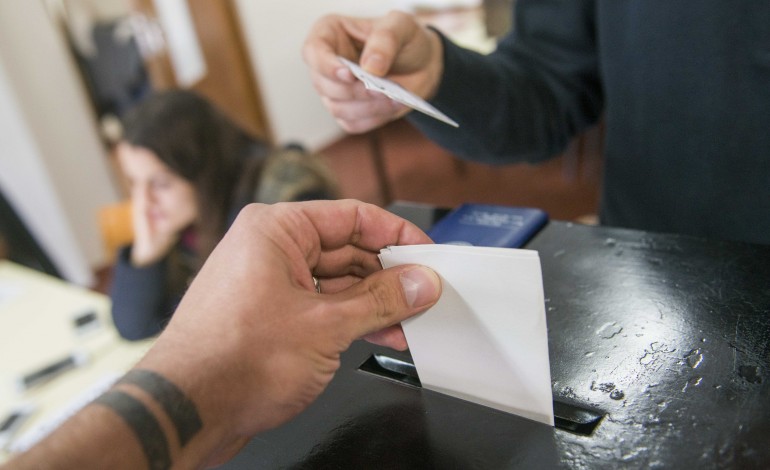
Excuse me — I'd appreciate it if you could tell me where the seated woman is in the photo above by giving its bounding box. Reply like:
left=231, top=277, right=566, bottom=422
left=110, top=89, right=338, bottom=340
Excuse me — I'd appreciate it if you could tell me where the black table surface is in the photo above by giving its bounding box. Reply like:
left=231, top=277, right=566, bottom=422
left=220, top=203, right=770, bottom=469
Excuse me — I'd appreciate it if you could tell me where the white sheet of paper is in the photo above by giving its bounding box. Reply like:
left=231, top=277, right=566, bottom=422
left=379, top=244, right=553, bottom=425
left=338, top=56, right=459, bottom=128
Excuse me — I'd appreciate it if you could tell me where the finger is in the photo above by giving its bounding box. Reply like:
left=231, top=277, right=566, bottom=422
left=360, top=11, right=423, bottom=76
left=311, top=73, right=374, bottom=101
left=324, top=99, right=407, bottom=134
left=131, top=202, right=149, bottom=232
left=302, top=15, right=372, bottom=83
left=312, top=275, right=362, bottom=295
left=330, top=265, right=441, bottom=345
left=297, top=200, right=433, bottom=254
left=313, top=244, right=381, bottom=278
left=301, top=15, right=352, bottom=81
left=322, top=94, right=406, bottom=124
left=362, top=325, right=409, bottom=351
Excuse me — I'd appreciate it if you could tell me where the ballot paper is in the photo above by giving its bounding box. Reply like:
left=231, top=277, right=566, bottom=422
left=338, top=56, right=459, bottom=128
left=379, top=244, right=554, bottom=425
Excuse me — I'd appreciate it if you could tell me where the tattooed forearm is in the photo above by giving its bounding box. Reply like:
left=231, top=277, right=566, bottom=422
left=92, top=390, right=172, bottom=470
left=119, top=370, right=203, bottom=446
left=90, top=370, right=203, bottom=470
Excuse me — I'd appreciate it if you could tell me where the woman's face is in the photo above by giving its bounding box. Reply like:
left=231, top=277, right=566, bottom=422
left=117, top=143, right=198, bottom=235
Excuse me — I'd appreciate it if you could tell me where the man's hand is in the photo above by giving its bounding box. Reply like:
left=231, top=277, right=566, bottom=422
left=10, top=200, right=441, bottom=470
left=135, top=200, right=442, bottom=466
left=302, top=11, right=445, bottom=134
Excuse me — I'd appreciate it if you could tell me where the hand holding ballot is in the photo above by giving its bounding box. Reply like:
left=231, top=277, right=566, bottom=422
left=6, top=200, right=553, bottom=470
left=7, top=201, right=443, bottom=469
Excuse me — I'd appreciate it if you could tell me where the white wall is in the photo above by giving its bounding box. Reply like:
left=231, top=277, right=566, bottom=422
left=43, top=0, right=130, bottom=23
left=233, top=0, right=401, bottom=150
left=0, top=0, right=121, bottom=285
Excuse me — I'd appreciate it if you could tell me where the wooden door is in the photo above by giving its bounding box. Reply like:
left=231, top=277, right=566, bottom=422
left=129, top=0, right=273, bottom=143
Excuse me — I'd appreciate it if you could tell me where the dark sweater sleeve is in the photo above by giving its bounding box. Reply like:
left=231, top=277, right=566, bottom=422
left=408, top=0, right=603, bottom=164
left=110, top=246, right=175, bottom=340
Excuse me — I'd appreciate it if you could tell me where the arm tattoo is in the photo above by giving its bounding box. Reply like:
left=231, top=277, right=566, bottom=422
left=93, top=390, right=171, bottom=470
left=119, top=369, right=203, bottom=446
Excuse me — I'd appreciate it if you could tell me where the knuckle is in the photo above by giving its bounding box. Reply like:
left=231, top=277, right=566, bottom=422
left=386, top=9, right=410, bottom=22
left=365, top=280, right=400, bottom=326
left=237, top=203, right=266, bottom=222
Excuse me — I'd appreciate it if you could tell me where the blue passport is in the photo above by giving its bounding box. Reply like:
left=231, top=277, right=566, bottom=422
left=427, top=203, right=548, bottom=248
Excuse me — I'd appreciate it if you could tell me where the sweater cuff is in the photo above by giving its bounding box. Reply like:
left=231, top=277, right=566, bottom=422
left=407, top=27, right=475, bottom=130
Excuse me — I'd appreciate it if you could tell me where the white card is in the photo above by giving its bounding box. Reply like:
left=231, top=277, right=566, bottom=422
left=379, top=244, right=554, bottom=425
left=338, top=56, right=459, bottom=128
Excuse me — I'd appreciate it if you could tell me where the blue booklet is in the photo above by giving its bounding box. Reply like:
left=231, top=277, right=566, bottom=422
left=427, top=203, right=548, bottom=248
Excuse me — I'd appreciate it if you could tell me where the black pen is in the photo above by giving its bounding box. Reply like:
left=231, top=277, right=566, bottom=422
left=0, top=403, right=35, bottom=450
left=18, top=352, right=88, bottom=391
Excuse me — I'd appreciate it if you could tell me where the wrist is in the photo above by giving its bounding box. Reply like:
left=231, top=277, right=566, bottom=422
left=133, top=328, right=265, bottom=462
left=127, top=354, right=238, bottom=467
left=419, top=26, right=445, bottom=101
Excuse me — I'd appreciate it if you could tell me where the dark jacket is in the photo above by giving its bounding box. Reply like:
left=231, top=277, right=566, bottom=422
left=409, top=0, right=770, bottom=245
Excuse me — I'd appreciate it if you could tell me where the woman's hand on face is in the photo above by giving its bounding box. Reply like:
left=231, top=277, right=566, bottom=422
left=116, top=142, right=199, bottom=267
left=129, top=199, right=180, bottom=267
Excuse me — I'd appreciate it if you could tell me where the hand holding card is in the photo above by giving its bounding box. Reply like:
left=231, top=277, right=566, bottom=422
left=338, top=56, right=459, bottom=128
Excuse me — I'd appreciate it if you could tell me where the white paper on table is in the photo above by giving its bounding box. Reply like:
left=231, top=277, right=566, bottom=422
left=379, top=244, right=554, bottom=425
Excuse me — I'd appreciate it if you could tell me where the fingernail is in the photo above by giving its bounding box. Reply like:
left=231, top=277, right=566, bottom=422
left=400, top=267, right=441, bottom=308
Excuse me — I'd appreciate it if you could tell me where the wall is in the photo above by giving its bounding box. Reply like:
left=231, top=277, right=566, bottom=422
left=43, top=0, right=130, bottom=23
left=233, top=0, right=400, bottom=150
left=0, top=1, right=121, bottom=285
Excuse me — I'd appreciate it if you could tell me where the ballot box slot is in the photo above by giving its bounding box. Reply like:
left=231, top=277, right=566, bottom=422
left=358, top=354, right=421, bottom=387
left=358, top=354, right=605, bottom=436
left=552, top=401, right=603, bottom=436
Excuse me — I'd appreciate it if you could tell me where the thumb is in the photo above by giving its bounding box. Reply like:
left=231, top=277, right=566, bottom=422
left=360, top=11, right=417, bottom=76
left=334, top=265, right=441, bottom=344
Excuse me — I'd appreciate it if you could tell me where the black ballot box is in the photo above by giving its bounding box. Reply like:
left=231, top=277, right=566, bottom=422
left=218, top=202, right=770, bottom=469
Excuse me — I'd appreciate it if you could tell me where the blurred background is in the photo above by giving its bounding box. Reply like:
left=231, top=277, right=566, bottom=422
left=0, top=0, right=601, bottom=291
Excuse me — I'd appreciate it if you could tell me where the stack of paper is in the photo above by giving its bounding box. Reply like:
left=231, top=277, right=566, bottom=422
left=379, top=244, right=553, bottom=425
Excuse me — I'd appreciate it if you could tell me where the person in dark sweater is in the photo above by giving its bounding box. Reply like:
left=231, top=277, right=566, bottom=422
left=303, top=2, right=770, bottom=245
left=111, top=89, right=338, bottom=340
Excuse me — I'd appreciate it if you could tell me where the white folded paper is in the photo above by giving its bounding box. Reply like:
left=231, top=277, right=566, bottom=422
left=379, top=244, right=554, bottom=425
